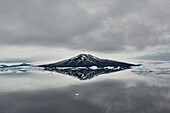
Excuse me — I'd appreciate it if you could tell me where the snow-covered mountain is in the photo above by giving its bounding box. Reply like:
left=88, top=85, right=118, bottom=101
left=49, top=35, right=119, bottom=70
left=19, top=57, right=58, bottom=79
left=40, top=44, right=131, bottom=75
left=39, top=54, right=139, bottom=68
left=0, top=63, right=42, bottom=74
left=0, top=63, right=32, bottom=68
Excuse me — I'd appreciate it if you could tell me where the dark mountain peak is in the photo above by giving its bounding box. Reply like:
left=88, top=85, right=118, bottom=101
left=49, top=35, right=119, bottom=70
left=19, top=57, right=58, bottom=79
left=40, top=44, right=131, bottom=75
left=74, top=53, right=90, bottom=59
left=39, top=53, right=139, bottom=68
left=76, top=53, right=95, bottom=58
left=72, top=53, right=99, bottom=61
left=77, top=53, right=90, bottom=57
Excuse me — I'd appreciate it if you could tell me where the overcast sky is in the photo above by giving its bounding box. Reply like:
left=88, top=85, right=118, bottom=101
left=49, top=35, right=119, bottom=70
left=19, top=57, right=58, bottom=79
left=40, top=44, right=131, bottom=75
left=0, top=0, right=170, bottom=63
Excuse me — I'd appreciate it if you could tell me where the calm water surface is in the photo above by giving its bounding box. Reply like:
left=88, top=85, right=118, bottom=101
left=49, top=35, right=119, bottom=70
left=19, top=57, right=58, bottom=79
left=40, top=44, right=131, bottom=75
left=0, top=69, right=170, bottom=113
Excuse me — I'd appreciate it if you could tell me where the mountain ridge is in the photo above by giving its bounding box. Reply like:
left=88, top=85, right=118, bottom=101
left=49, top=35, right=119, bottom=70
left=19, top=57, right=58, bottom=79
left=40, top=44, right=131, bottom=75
left=0, top=63, right=32, bottom=68
left=38, top=54, right=139, bottom=68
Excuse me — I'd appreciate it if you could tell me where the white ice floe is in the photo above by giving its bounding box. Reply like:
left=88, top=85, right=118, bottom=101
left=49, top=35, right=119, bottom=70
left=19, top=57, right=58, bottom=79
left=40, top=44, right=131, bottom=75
left=75, top=93, right=79, bottom=96
left=89, top=66, right=98, bottom=69
left=104, top=66, right=115, bottom=69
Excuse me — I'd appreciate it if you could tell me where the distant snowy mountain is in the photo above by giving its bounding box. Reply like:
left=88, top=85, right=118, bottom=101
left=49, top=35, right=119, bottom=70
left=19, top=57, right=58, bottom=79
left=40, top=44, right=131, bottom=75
left=0, top=63, right=43, bottom=74
left=0, top=63, right=32, bottom=68
left=39, top=54, right=139, bottom=69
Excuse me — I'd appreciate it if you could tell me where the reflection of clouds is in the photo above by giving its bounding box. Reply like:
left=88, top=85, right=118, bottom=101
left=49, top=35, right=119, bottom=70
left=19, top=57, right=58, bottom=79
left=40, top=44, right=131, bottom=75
left=0, top=80, right=170, bottom=113
left=132, top=72, right=170, bottom=80
left=0, top=89, right=104, bottom=113
left=77, top=80, right=170, bottom=113
left=91, top=82, right=170, bottom=113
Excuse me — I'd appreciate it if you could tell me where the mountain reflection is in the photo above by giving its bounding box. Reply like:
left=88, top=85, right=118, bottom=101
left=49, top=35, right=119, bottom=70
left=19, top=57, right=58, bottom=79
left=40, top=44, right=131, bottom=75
left=43, top=68, right=127, bottom=80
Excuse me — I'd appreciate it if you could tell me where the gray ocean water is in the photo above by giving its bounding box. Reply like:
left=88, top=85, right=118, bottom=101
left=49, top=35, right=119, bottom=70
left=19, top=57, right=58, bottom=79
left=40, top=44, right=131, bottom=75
left=0, top=65, right=170, bottom=113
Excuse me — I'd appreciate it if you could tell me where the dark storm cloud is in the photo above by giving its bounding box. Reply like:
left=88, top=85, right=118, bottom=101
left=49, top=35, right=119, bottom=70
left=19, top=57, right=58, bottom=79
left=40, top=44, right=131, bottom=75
left=0, top=0, right=170, bottom=52
left=0, top=80, right=170, bottom=113
left=137, top=52, right=170, bottom=61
